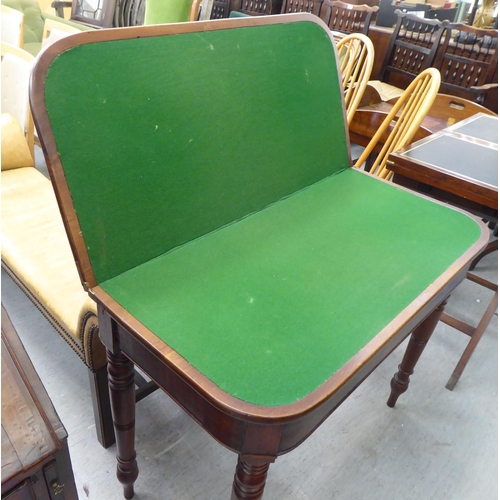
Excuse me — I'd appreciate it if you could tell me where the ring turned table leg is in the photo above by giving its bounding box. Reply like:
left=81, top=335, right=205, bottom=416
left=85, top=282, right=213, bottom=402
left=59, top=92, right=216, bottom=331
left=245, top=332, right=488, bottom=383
left=107, top=348, right=139, bottom=499
left=387, top=299, right=448, bottom=408
left=231, top=456, right=272, bottom=500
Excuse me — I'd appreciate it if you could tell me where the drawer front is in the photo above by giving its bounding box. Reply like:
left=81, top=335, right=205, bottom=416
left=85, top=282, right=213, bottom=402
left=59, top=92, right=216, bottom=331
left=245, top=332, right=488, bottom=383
left=3, top=480, right=35, bottom=500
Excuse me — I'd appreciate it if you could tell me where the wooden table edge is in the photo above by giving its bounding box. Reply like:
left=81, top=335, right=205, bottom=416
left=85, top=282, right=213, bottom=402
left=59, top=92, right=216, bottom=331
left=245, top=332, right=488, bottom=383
left=88, top=189, right=489, bottom=425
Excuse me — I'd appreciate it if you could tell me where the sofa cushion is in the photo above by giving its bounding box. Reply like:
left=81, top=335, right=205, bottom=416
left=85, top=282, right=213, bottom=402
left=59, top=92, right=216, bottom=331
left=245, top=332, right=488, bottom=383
left=1, top=113, right=33, bottom=169
left=1, top=166, right=103, bottom=368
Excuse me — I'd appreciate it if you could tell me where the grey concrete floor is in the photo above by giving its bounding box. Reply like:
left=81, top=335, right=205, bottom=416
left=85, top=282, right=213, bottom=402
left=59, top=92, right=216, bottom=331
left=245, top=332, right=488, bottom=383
left=1, top=148, right=498, bottom=500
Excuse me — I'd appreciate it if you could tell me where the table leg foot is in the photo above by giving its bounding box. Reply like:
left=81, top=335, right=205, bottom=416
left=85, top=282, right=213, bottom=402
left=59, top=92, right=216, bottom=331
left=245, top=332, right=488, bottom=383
left=231, top=456, right=271, bottom=500
left=107, top=348, right=139, bottom=498
left=445, top=373, right=459, bottom=391
left=123, top=483, right=135, bottom=500
left=387, top=299, right=447, bottom=408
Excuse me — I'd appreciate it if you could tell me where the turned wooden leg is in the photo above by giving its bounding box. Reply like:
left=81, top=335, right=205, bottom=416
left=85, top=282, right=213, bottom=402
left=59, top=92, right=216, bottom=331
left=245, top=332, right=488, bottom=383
left=107, top=349, right=139, bottom=499
left=387, top=299, right=448, bottom=408
left=231, top=456, right=272, bottom=500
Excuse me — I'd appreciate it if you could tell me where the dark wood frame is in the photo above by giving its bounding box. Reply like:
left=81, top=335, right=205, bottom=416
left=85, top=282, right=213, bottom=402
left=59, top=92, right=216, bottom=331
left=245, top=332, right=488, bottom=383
left=319, top=0, right=378, bottom=36
left=30, top=16, right=490, bottom=499
left=280, top=0, right=324, bottom=16
left=379, top=10, right=445, bottom=88
left=231, top=0, right=283, bottom=15
left=210, top=0, right=231, bottom=18
left=433, top=21, right=498, bottom=108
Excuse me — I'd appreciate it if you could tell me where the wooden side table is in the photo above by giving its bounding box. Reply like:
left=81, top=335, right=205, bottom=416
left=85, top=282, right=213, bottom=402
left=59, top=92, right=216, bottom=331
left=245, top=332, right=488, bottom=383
left=1, top=306, right=79, bottom=500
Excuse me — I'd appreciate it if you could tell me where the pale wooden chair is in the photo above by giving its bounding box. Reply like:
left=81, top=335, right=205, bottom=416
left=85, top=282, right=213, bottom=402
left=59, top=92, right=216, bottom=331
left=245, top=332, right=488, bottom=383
left=42, top=18, right=81, bottom=48
left=189, top=0, right=203, bottom=20
left=337, top=33, right=374, bottom=126
left=354, top=67, right=441, bottom=180
left=1, top=5, right=24, bottom=48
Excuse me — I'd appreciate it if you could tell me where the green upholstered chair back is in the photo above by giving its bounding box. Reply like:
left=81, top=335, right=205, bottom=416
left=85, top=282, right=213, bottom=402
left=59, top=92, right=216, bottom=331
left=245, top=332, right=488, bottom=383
left=2, top=0, right=93, bottom=56
left=144, top=0, right=192, bottom=24
left=31, top=15, right=350, bottom=287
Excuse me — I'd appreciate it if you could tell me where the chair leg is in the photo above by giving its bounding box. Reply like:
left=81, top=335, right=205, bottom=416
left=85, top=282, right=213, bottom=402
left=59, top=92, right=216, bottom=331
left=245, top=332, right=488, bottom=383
left=469, top=239, right=497, bottom=271
left=88, top=365, right=116, bottom=448
left=446, top=290, right=498, bottom=391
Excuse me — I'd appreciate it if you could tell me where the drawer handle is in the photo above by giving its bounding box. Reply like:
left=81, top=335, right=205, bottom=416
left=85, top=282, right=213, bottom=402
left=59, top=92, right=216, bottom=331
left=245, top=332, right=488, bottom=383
left=51, top=480, right=65, bottom=495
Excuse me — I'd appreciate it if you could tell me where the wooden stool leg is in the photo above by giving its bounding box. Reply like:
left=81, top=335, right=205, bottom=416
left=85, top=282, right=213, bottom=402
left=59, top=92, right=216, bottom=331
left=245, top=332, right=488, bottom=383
left=231, top=456, right=272, bottom=500
left=446, top=290, right=498, bottom=391
left=107, top=349, right=139, bottom=499
left=387, top=300, right=447, bottom=408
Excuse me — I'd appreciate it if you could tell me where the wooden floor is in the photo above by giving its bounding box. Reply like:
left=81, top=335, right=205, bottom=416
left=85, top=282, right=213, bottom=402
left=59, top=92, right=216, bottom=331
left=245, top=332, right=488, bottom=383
left=1, top=148, right=497, bottom=500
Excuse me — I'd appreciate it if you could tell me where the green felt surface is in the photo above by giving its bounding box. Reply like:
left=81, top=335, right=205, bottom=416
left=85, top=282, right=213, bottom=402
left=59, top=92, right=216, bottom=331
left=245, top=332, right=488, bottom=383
left=101, top=169, right=481, bottom=407
left=44, top=21, right=348, bottom=284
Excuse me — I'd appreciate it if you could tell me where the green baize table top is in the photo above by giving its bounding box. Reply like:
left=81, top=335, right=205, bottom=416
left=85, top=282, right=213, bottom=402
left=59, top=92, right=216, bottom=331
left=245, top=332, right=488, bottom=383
left=101, top=168, right=481, bottom=407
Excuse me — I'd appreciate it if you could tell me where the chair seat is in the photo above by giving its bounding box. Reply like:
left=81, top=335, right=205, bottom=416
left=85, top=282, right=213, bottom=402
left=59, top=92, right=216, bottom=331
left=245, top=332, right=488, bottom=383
left=1, top=166, right=102, bottom=368
left=366, top=80, right=404, bottom=102
left=101, top=168, right=481, bottom=407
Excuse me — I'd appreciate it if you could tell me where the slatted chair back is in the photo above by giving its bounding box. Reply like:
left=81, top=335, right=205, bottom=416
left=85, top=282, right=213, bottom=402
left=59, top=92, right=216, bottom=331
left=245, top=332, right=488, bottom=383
left=320, top=0, right=378, bottom=36
left=210, top=0, right=230, bottom=18
left=281, top=0, right=324, bottom=16
left=379, top=10, right=445, bottom=89
left=31, top=15, right=350, bottom=287
left=233, top=0, right=283, bottom=15
left=354, top=67, right=441, bottom=180
left=434, top=22, right=498, bottom=107
left=337, top=33, right=375, bottom=124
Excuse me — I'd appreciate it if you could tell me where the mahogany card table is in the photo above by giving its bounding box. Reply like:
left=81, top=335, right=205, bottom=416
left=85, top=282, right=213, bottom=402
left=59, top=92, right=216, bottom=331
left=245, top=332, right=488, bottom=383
left=30, top=15, right=489, bottom=499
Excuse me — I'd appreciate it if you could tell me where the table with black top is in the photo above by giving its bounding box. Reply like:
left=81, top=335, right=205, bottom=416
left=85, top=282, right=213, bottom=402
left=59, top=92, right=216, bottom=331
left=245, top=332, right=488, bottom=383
left=388, top=113, right=498, bottom=221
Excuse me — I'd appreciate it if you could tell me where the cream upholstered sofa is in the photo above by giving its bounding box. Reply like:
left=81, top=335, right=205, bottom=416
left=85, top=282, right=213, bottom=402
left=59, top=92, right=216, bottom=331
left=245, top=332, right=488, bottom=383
left=1, top=113, right=114, bottom=448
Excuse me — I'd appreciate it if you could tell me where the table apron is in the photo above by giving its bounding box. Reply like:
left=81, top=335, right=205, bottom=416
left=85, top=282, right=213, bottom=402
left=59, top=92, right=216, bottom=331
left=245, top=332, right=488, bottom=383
left=96, top=264, right=468, bottom=458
